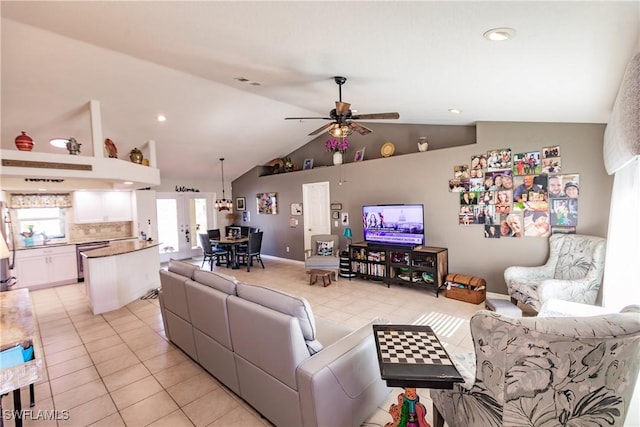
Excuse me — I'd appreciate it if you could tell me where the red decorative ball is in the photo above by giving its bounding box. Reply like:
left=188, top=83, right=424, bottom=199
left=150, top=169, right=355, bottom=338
left=15, top=131, right=34, bottom=151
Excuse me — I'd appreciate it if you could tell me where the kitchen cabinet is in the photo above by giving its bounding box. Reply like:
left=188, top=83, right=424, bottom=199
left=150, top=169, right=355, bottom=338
left=14, top=245, right=77, bottom=289
left=74, top=191, right=132, bottom=223
left=132, top=190, right=158, bottom=241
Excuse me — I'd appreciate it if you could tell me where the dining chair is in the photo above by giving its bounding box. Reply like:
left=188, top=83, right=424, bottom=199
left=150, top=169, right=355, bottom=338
left=198, top=233, right=228, bottom=269
left=235, top=231, right=264, bottom=272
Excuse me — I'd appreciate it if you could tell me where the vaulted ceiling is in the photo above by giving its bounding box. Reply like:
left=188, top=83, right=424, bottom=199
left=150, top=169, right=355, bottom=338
left=1, top=1, right=638, bottom=183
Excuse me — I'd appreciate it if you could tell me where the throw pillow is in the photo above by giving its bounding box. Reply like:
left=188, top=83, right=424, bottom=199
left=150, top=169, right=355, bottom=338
left=316, top=240, right=334, bottom=256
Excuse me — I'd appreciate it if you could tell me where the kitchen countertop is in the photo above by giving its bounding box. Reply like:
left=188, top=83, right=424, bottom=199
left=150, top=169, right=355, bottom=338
left=0, top=289, right=35, bottom=351
left=81, top=240, right=160, bottom=258
left=15, top=236, right=138, bottom=250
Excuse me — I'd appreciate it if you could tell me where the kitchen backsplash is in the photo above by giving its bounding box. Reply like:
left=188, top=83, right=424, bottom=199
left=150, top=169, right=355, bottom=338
left=69, top=221, right=133, bottom=241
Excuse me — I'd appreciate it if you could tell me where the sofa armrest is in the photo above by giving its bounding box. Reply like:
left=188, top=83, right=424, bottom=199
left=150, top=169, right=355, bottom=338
left=297, top=318, right=390, bottom=427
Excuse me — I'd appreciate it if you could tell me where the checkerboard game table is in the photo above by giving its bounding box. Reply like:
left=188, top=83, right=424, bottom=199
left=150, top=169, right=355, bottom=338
left=373, top=324, right=463, bottom=427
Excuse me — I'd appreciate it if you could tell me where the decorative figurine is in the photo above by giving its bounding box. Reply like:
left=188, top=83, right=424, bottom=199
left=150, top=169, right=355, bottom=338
left=418, top=137, right=429, bottom=152
left=65, top=137, right=81, bottom=155
left=385, top=388, right=429, bottom=427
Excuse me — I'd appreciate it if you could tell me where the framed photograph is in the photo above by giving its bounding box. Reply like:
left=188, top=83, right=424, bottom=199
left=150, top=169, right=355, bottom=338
left=256, top=192, right=277, bottom=214
left=341, top=212, right=350, bottom=226
left=291, top=203, right=303, bottom=215
left=542, top=145, right=560, bottom=159
left=242, top=210, right=250, bottom=222
left=303, top=158, right=314, bottom=170
left=332, top=211, right=340, bottom=220
left=330, top=203, right=342, bottom=210
left=235, top=197, right=245, bottom=211
left=354, top=148, right=366, bottom=162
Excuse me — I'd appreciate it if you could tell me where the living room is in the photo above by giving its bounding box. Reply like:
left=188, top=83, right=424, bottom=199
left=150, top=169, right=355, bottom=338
left=1, top=2, right=639, bottom=426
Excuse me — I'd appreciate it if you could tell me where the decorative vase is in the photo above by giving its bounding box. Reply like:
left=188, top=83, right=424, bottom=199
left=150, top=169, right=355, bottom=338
left=15, top=131, right=34, bottom=151
left=333, top=152, right=343, bottom=165
left=129, top=147, right=143, bottom=164
left=417, top=137, right=429, bottom=152
left=65, top=137, right=81, bottom=155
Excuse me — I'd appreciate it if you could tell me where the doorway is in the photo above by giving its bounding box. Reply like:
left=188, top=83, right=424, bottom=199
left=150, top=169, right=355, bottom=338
left=156, top=192, right=215, bottom=263
left=302, top=181, right=331, bottom=250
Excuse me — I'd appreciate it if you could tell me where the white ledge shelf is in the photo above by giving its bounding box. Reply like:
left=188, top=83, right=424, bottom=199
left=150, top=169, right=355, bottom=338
left=0, top=149, right=160, bottom=190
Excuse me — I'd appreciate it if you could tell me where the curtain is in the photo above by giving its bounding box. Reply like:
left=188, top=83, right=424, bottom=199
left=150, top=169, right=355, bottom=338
left=602, top=50, right=640, bottom=427
left=8, top=193, right=72, bottom=208
left=602, top=157, right=640, bottom=310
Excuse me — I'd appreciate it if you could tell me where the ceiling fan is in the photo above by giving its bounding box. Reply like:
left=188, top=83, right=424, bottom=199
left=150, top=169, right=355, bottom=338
left=285, top=76, right=399, bottom=138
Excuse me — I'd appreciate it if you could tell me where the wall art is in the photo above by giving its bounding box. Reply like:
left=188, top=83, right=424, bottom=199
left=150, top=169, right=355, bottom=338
left=256, top=192, right=278, bottom=214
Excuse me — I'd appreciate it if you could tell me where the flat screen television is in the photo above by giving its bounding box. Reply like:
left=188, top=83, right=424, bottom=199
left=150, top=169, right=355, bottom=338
left=362, top=204, right=425, bottom=246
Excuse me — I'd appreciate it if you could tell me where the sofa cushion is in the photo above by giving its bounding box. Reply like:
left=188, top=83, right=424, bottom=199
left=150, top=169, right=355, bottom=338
left=192, top=269, right=238, bottom=295
left=168, top=258, right=199, bottom=278
left=236, top=282, right=319, bottom=345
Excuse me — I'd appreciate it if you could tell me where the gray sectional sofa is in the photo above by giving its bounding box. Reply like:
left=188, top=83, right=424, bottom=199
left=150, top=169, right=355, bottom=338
left=158, top=259, right=390, bottom=427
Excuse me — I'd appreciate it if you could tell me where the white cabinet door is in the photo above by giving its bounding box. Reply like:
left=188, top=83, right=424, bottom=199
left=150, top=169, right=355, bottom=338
left=74, top=191, right=132, bottom=223
left=14, top=255, right=49, bottom=288
left=74, top=192, right=104, bottom=223
left=49, top=249, right=78, bottom=284
left=103, top=191, right=132, bottom=222
left=14, top=245, right=77, bottom=289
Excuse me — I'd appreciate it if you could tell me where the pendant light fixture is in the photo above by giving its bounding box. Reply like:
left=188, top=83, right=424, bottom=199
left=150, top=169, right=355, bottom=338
left=215, top=157, right=233, bottom=211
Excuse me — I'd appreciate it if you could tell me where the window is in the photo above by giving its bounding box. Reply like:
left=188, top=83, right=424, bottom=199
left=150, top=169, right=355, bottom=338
left=15, top=208, right=66, bottom=239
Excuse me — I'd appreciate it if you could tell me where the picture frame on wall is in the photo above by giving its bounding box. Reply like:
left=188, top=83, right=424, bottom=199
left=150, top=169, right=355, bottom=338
left=256, top=192, right=278, bottom=214
left=291, top=203, right=303, bottom=215
left=242, top=210, right=250, bottom=222
left=303, top=158, right=314, bottom=170
left=235, top=197, right=245, bottom=211
left=341, top=212, right=350, bottom=226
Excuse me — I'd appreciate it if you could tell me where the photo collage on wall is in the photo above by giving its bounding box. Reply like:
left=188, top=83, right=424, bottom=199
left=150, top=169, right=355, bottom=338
left=448, top=145, right=579, bottom=238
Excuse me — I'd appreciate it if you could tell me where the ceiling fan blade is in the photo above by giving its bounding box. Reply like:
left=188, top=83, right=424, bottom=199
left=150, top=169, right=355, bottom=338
left=335, top=101, right=351, bottom=116
left=351, top=112, right=399, bottom=120
left=349, top=121, right=372, bottom=135
left=285, top=116, right=331, bottom=120
left=309, top=122, right=334, bottom=136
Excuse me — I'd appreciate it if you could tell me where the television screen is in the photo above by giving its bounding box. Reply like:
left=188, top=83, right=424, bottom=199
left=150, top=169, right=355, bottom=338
left=362, top=204, right=425, bottom=246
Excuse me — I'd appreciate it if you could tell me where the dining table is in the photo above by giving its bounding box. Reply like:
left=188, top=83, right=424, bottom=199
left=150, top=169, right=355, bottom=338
left=211, top=236, right=249, bottom=270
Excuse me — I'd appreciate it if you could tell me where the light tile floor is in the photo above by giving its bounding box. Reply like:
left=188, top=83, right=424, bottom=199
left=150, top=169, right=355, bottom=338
left=2, top=256, right=489, bottom=427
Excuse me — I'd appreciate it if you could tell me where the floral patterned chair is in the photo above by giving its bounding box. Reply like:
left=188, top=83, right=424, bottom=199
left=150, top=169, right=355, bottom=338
left=504, top=233, right=606, bottom=312
left=430, top=306, right=640, bottom=427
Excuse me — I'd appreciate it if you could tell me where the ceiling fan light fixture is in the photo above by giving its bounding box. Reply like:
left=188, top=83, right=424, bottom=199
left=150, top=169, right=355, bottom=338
left=328, top=123, right=353, bottom=138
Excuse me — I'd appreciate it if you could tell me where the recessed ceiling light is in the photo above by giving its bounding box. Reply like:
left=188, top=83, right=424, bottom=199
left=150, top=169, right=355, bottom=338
left=483, top=27, right=516, bottom=41
left=49, top=138, right=68, bottom=148
left=157, top=115, right=167, bottom=122
left=234, top=77, right=249, bottom=82
left=38, top=188, right=47, bottom=191
left=123, top=181, right=133, bottom=185
left=448, top=108, right=462, bottom=114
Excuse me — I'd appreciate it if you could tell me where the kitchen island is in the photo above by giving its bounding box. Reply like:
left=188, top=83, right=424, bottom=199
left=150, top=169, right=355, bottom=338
left=82, top=240, right=160, bottom=314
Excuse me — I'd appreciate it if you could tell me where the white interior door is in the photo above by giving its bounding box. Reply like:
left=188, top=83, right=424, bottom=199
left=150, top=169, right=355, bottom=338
left=302, top=181, right=331, bottom=250
left=156, top=192, right=214, bottom=263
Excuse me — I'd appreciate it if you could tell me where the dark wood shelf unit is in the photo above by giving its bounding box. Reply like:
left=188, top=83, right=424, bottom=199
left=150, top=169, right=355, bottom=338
left=348, top=242, right=448, bottom=296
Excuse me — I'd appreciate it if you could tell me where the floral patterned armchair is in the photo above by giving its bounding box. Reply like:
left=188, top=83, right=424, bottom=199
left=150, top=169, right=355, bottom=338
left=430, top=306, right=640, bottom=427
left=504, top=233, right=606, bottom=312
